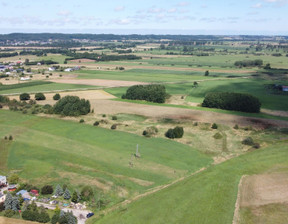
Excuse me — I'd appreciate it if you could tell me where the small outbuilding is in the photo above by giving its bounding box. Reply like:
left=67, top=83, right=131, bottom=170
left=282, top=86, right=288, bottom=92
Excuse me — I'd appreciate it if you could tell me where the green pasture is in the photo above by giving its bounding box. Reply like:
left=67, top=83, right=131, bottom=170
left=140, top=53, right=288, bottom=69
left=104, top=78, right=288, bottom=111
left=92, top=141, right=288, bottom=224
left=75, top=68, right=245, bottom=83
left=0, top=81, right=98, bottom=94
left=0, top=110, right=212, bottom=203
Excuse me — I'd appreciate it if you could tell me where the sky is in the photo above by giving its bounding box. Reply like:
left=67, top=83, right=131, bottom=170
left=0, top=0, right=287, bottom=35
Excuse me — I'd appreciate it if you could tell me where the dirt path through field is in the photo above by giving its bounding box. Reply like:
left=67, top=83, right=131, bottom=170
left=94, top=167, right=207, bottom=219
left=67, top=63, right=253, bottom=74
left=90, top=99, right=288, bottom=128
left=50, top=78, right=147, bottom=87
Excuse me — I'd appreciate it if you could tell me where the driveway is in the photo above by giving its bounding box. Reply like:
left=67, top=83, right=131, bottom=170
left=36, top=202, right=92, bottom=224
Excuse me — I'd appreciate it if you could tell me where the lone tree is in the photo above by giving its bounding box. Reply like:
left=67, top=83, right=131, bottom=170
left=20, top=93, right=30, bottom=101
left=4, top=192, right=13, bottom=210
left=63, top=188, right=71, bottom=200
left=55, top=184, right=63, bottom=196
left=204, top=70, right=209, bottom=76
left=35, top=93, right=46, bottom=101
left=53, top=93, right=61, bottom=101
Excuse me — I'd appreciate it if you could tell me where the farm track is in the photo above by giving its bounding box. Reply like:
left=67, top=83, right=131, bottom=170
left=94, top=167, right=207, bottom=220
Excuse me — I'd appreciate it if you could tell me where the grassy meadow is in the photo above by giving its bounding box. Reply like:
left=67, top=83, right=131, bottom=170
left=0, top=81, right=98, bottom=94
left=91, top=141, right=288, bottom=224
left=0, top=110, right=212, bottom=205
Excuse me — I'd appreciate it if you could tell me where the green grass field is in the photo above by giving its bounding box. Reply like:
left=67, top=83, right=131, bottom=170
left=91, top=141, right=288, bottom=224
left=0, top=81, right=98, bottom=94
left=104, top=77, right=288, bottom=111
left=75, top=68, right=242, bottom=83
left=0, top=110, right=212, bottom=205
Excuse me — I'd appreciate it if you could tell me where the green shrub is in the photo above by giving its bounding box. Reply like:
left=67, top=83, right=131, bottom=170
left=4, top=209, right=15, bottom=218
left=142, top=126, right=158, bottom=137
left=211, top=123, right=218, bottom=129
left=53, top=93, right=61, bottom=101
left=53, top=95, right=90, bottom=116
left=41, top=185, right=54, bottom=195
left=35, top=93, right=46, bottom=101
left=112, top=115, right=117, bottom=120
left=93, top=121, right=100, bottom=126
left=202, top=92, right=261, bottom=113
left=8, top=173, right=19, bottom=184
left=233, top=124, right=239, bottom=129
left=165, top=126, right=184, bottom=139
left=122, top=85, right=167, bottom=103
left=213, top=133, right=223, bottom=139
left=79, top=119, right=85, bottom=123
left=242, top=137, right=254, bottom=146
left=19, top=93, right=30, bottom=101
left=9, top=135, right=13, bottom=140
left=81, top=186, right=94, bottom=201
left=111, top=124, right=117, bottom=130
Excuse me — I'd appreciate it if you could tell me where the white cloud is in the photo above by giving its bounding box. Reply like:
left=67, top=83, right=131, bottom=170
left=57, top=10, right=72, bottom=17
left=114, top=6, right=125, bottom=12
left=167, top=8, right=177, bottom=13
left=148, top=7, right=165, bottom=13
left=177, top=1, right=190, bottom=7
left=251, top=3, right=263, bottom=8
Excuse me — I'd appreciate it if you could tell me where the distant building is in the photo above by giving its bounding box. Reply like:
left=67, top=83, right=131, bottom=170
left=48, top=67, right=56, bottom=71
left=20, top=77, right=31, bottom=81
left=0, top=192, right=5, bottom=202
left=64, top=68, right=73, bottom=72
left=0, top=176, right=7, bottom=185
left=282, top=86, right=288, bottom=92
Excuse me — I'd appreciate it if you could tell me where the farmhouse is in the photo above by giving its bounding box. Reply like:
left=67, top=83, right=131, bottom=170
left=48, top=67, right=56, bottom=71
left=8, top=184, right=17, bottom=191
left=0, top=176, right=7, bottom=185
left=282, top=86, right=288, bottom=92
left=20, top=76, right=31, bottom=81
left=16, top=189, right=32, bottom=200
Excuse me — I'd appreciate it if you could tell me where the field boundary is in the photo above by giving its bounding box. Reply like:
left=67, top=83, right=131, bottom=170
left=93, top=167, right=207, bottom=221
left=232, top=175, right=246, bottom=224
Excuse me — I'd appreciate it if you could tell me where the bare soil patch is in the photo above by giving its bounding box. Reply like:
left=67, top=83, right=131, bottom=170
left=240, top=173, right=288, bottom=207
left=88, top=100, right=288, bottom=128
left=8, top=90, right=116, bottom=106
left=50, top=78, right=147, bottom=87
left=70, top=58, right=96, bottom=63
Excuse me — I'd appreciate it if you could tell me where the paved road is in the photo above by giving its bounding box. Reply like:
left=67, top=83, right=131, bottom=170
left=36, top=202, right=91, bottom=224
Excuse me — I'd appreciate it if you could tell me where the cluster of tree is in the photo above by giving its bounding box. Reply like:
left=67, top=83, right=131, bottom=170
left=65, top=51, right=141, bottom=62
left=22, top=202, right=50, bottom=223
left=202, top=92, right=261, bottom=113
left=51, top=210, right=77, bottom=224
left=53, top=95, right=91, bottom=116
left=234, top=59, right=263, bottom=67
left=0, top=52, right=18, bottom=58
left=35, top=93, right=46, bottom=101
left=4, top=192, right=20, bottom=212
left=25, top=60, right=59, bottom=65
left=113, top=49, right=132, bottom=54
left=165, top=126, right=184, bottom=139
left=122, top=85, right=167, bottom=103
left=20, top=49, right=71, bottom=56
